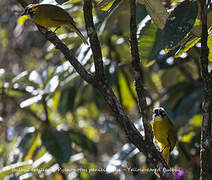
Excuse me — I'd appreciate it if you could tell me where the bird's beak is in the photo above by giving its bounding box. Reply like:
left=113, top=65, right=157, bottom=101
left=21, top=9, right=27, bottom=16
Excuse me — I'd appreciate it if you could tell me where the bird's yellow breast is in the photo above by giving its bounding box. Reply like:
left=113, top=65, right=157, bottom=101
left=152, top=117, right=170, bottom=146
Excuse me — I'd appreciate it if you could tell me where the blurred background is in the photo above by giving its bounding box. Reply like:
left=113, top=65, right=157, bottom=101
left=0, top=0, right=206, bottom=179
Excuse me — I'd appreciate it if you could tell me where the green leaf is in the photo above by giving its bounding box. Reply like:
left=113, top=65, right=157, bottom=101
left=69, top=129, right=97, bottom=155
left=20, top=95, right=42, bottom=108
left=24, top=133, right=41, bottom=161
left=16, top=127, right=37, bottom=159
left=118, top=72, right=136, bottom=110
left=174, top=89, right=202, bottom=125
left=97, top=0, right=122, bottom=12
left=58, top=79, right=82, bottom=115
left=11, top=71, right=28, bottom=84
left=0, top=161, right=32, bottom=179
left=174, top=36, right=200, bottom=58
left=207, top=33, right=212, bottom=62
left=41, top=126, right=72, bottom=163
left=189, top=114, right=202, bottom=127
left=181, top=131, right=195, bottom=143
left=138, top=21, right=161, bottom=65
left=64, top=0, right=81, bottom=4
left=163, top=1, right=198, bottom=48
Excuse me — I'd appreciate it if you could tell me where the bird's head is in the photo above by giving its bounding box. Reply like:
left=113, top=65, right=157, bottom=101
left=22, top=4, right=37, bottom=18
left=153, top=107, right=168, bottom=119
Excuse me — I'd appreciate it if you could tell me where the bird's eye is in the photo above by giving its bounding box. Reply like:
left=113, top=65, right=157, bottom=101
left=154, top=109, right=159, bottom=114
left=27, top=9, right=37, bottom=18
left=159, top=110, right=165, bottom=116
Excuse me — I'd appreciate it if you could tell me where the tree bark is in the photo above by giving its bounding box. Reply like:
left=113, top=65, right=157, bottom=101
left=199, top=0, right=212, bottom=179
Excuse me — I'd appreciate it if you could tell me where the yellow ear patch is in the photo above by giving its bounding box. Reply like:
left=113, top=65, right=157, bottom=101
left=17, top=15, right=29, bottom=25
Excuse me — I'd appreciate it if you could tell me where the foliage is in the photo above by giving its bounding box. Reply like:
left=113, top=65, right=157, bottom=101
left=0, top=0, right=211, bottom=179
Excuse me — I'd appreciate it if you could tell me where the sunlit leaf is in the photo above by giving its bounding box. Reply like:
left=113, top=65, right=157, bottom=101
left=29, top=70, right=43, bottom=87
left=44, top=75, right=59, bottom=94
left=11, top=71, right=28, bottom=84
left=118, top=72, right=135, bottom=110
left=106, top=118, right=143, bottom=172
left=137, top=0, right=168, bottom=30
left=106, top=143, right=139, bottom=173
left=0, top=161, right=32, bottom=178
left=0, top=29, right=9, bottom=47
left=24, top=133, right=41, bottom=161
left=207, top=33, right=212, bottom=62
left=97, top=0, right=120, bottom=12
left=163, top=1, right=198, bottom=48
left=138, top=21, right=162, bottom=65
left=189, top=114, right=202, bottom=127
left=174, top=36, right=200, bottom=58
left=16, top=127, right=37, bottom=159
left=32, top=151, right=53, bottom=168
left=64, top=0, right=82, bottom=4
left=171, top=0, right=179, bottom=3
left=20, top=95, right=42, bottom=108
left=144, top=59, right=156, bottom=67
left=181, top=131, right=195, bottom=143
left=97, top=0, right=124, bottom=34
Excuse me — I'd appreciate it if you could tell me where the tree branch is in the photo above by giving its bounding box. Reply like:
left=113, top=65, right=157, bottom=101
left=199, top=0, right=212, bottom=179
left=130, top=0, right=153, bottom=142
left=83, top=0, right=106, bottom=81
left=42, top=95, right=50, bottom=124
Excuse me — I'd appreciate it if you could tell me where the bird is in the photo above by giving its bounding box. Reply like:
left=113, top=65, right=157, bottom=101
left=22, top=4, right=88, bottom=45
left=152, top=107, right=177, bottom=164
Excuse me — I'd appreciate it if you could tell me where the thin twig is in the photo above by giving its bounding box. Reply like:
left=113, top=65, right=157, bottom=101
left=129, top=1, right=173, bottom=178
left=83, top=0, right=106, bottom=81
left=42, top=95, right=50, bottom=124
left=199, top=0, right=212, bottom=179
left=130, top=0, right=153, bottom=142
left=58, top=163, right=67, bottom=180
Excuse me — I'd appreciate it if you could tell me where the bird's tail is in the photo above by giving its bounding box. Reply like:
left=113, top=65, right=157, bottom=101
left=67, top=23, right=89, bottom=45
left=161, top=144, right=170, bottom=164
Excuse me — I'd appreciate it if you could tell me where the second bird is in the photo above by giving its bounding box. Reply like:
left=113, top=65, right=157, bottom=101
left=152, top=107, right=177, bottom=164
left=22, top=4, right=88, bottom=45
